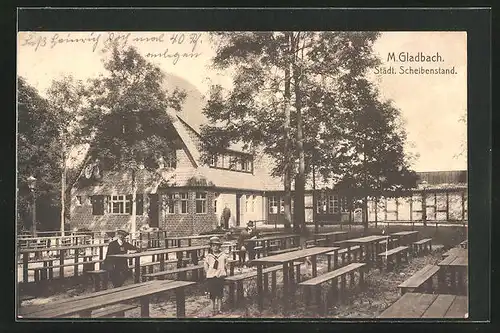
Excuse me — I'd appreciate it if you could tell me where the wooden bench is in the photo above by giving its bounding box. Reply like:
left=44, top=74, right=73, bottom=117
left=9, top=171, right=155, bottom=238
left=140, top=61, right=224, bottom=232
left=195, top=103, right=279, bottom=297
left=253, top=246, right=264, bottom=259
left=299, top=263, right=367, bottom=315
left=30, top=258, right=104, bottom=282
left=85, top=270, right=109, bottom=292
left=377, top=246, right=409, bottom=271
left=314, top=238, right=327, bottom=246
left=325, top=245, right=361, bottom=271
left=305, top=240, right=316, bottom=248
left=412, top=238, right=432, bottom=255
left=268, top=247, right=301, bottom=256
left=91, top=303, right=138, bottom=318
left=142, top=264, right=204, bottom=281
left=398, top=264, right=440, bottom=295
left=225, top=262, right=302, bottom=307
left=128, top=258, right=191, bottom=275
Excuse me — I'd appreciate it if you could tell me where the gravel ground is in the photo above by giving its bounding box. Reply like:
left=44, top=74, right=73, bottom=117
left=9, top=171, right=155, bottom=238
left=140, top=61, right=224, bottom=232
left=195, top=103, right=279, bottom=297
left=20, top=244, right=459, bottom=319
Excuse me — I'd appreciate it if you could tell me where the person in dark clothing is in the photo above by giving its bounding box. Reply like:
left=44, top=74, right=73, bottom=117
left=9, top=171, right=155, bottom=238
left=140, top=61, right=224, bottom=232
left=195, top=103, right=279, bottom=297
left=103, top=229, right=138, bottom=288
left=237, top=221, right=258, bottom=267
left=221, top=205, right=231, bottom=229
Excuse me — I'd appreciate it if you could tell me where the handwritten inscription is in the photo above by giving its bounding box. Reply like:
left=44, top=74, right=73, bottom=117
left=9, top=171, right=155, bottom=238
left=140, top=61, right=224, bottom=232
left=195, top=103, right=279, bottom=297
left=20, top=32, right=203, bottom=65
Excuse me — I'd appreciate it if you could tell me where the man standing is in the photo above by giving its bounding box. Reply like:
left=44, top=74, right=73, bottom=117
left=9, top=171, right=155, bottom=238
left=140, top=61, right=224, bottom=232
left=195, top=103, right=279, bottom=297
left=221, top=204, right=231, bottom=230
left=103, top=229, right=138, bottom=288
left=237, top=221, right=259, bottom=267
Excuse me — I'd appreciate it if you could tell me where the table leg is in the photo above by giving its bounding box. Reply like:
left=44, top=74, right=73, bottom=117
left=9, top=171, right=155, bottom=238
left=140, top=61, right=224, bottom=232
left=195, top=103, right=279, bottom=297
left=159, top=253, right=165, bottom=271
left=175, top=287, right=186, bottom=318
left=311, top=255, right=317, bottom=277
left=140, top=296, right=150, bottom=318
left=191, top=250, right=199, bottom=281
left=59, top=250, right=65, bottom=279
left=282, top=262, right=289, bottom=314
left=257, top=264, right=264, bottom=311
left=134, top=257, right=141, bottom=283
left=22, top=253, right=28, bottom=284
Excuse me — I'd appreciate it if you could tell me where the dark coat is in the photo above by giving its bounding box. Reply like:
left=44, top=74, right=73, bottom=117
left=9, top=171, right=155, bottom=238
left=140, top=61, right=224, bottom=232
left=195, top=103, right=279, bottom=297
left=104, top=239, right=137, bottom=270
left=237, top=228, right=258, bottom=250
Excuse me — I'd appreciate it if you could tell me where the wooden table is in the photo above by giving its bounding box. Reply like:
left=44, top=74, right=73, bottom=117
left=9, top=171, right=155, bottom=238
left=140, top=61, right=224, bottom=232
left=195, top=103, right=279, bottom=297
left=252, top=246, right=337, bottom=312
left=438, top=252, right=468, bottom=294
left=19, top=279, right=195, bottom=318
left=108, top=244, right=210, bottom=283
left=245, top=234, right=300, bottom=256
left=344, top=235, right=389, bottom=265
left=390, top=231, right=419, bottom=247
left=314, top=231, right=348, bottom=245
left=165, top=234, right=220, bottom=248
left=378, top=293, right=468, bottom=318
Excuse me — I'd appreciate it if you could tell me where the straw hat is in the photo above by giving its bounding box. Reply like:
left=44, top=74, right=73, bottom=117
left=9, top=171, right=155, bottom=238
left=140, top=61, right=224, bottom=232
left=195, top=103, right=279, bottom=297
left=209, top=236, right=222, bottom=245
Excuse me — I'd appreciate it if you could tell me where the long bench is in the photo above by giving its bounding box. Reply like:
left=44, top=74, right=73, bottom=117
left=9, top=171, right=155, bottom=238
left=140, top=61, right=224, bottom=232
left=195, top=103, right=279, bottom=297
left=377, top=246, right=409, bottom=271
left=142, top=264, right=205, bottom=282
left=299, top=262, right=367, bottom=315
left=91, top=303, right=138, bottom=318
left=398, top=264, right=440, bottom=295
left=225, top=262, right=302, bottom=307
left=412, top=238, right=432, bottom=255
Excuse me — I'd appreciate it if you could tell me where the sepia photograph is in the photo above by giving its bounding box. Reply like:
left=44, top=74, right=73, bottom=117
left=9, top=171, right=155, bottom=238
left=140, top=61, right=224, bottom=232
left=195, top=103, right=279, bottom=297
left=17, top=29, right=469, bottom=320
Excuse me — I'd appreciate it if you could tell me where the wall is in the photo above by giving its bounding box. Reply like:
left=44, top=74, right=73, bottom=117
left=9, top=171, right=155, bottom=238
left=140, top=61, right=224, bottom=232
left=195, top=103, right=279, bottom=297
left=160, top=190, right=217, bottom=236
left=69, top=190, right=151, bottom=231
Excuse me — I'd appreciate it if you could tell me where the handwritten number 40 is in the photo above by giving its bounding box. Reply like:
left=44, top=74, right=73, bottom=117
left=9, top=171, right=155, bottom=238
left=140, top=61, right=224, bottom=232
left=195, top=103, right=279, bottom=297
left=170, top=33, right=201, bottom=44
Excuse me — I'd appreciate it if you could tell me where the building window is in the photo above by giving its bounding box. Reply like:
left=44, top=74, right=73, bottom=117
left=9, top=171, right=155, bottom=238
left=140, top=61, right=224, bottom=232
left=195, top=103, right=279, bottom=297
left=164, top=193, right=175, bottom=214
left=280, top=197, right=285, bottom=213
left=210, top=155, right=217, bottom=167
left=229, top=156, right=237, bottom=170
left=328, top=195, right=339, bottom=214
left=269, top=196, right=278, bottom=214
left=291, top=198, right=294, bottom=214
left=109, top=195, right=130, bottom=214
left=196, top=192, right=207, bottom=214
left=76, top=196, right=83, bottom=206
left=317, top=197, right=326, bottom=214
left=340, top=197, right=349, bottom=212
left=180, top=192, right=188, bottom=214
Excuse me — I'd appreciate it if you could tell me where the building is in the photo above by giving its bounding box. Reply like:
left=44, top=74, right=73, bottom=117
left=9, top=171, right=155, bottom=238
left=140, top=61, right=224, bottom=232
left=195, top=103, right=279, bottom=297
left=69, top=113, right=467, bottom=236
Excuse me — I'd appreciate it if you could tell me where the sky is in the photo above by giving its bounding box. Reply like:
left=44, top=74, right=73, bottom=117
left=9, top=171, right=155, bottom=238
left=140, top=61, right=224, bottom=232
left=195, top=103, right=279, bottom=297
left=17, top=31, right=467, bottom=172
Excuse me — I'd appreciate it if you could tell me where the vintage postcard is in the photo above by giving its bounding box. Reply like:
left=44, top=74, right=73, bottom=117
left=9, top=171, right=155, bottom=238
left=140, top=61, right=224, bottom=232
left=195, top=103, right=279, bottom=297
left=17, top=29, right=470, bottom=320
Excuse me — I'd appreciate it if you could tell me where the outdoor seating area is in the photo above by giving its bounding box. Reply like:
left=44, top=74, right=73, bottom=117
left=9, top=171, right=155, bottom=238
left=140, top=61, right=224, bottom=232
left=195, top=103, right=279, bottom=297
left=17, top=227, right=468, bottom=319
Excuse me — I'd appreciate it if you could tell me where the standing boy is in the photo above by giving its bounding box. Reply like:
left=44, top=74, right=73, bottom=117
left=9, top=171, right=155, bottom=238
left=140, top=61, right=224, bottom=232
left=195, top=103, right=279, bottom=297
left=204, top=236, right=229, bottom=315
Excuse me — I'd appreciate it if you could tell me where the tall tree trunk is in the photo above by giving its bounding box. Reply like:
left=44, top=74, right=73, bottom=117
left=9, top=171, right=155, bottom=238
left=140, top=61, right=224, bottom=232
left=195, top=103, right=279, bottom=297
left=292, top=32, right=306, bottom=234
left=362, top=142, right=369, bottom=232
left=60, top=132, right=66, bottom=236
left=131, top=168, right=137, bottom=238
left=282, top=31, right=292, bottom=231
left=312, top=164, right=317, bottom=234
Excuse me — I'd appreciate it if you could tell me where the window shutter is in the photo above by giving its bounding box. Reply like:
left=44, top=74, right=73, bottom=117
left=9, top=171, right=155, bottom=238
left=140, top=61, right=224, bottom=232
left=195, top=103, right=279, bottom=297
left=127, top=194, right=144, bottom=215
left=136, top=194, right=144, bottom=215
left=126, top=195, right=132, bottom=215
left=92, top=195, right=105, bottom=215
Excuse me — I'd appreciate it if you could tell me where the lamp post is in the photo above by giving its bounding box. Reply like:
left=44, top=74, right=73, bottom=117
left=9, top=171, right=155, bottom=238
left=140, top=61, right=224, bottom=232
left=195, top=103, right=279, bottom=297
left=27, top=175, right=37, bottom=237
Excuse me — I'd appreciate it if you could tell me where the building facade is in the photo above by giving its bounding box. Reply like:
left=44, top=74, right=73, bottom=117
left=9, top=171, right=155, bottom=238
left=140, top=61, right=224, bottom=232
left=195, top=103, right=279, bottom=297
left=70, top=113, right=468, bottom=236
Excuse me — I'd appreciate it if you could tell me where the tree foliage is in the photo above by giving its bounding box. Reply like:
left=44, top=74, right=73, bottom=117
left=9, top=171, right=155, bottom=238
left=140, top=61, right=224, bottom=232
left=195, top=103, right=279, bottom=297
left=17, top=77, right=61, bottom=230
left=78, top=46, right=186, bottom=171
left=202, top=32, right=417, bottom=231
